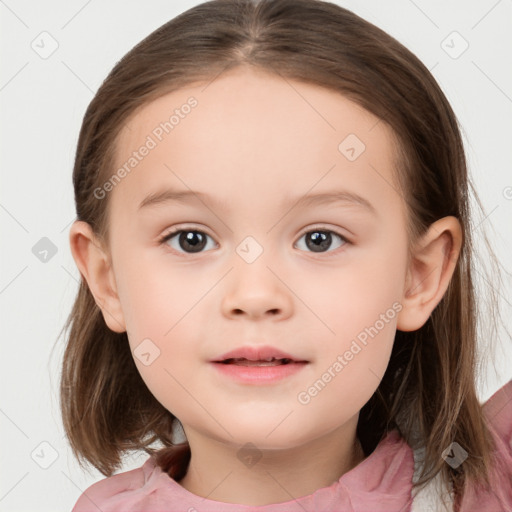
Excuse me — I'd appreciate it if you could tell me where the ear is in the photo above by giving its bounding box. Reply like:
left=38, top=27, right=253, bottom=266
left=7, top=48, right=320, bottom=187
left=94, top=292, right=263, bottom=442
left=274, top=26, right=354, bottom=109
left=69, top=220, right=126, bottom=333
left=396, top=216, right=462, bottom=332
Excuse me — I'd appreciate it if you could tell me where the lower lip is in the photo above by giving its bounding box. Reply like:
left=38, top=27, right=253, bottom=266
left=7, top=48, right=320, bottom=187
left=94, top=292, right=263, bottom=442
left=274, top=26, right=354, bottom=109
left=211, top=361, right=308, bottom=384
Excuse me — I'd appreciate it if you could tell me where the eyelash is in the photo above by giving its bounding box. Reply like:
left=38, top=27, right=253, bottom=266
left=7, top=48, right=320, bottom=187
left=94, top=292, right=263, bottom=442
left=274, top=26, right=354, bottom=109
left=157, top=225, right=351, bottom=257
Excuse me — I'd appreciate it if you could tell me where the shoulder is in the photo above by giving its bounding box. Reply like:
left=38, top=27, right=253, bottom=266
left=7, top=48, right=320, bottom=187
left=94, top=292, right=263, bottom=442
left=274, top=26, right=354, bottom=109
left=71, top=457, right=158, bottom=512
left=459, top=379, right=512, bottom=511
left=481, top=378, right=512, bottom=473
left=481, top=378, right=512, bottom=428
left=412, top=380, right=512, bottom=512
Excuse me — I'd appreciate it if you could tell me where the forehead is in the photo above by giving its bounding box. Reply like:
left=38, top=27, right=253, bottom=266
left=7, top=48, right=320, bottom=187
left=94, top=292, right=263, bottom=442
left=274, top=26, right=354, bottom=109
left=109, top=66, right=402, bottom=218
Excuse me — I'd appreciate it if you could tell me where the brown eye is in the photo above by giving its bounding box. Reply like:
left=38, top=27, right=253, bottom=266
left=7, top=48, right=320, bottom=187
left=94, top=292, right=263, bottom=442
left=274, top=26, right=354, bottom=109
left=295, top=229, right=347, bottom=253
left=161, top=229, right=215, bottom=254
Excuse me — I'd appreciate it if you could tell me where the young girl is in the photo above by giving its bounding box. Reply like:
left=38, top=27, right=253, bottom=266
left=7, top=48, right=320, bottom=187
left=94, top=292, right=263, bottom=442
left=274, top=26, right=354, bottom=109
left=61, top=0, right=512, bottom=510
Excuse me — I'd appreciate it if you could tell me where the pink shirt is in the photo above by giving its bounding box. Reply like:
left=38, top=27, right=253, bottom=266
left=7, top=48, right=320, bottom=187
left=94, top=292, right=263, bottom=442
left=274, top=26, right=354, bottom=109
left=72, top=380, right=512, bottom=511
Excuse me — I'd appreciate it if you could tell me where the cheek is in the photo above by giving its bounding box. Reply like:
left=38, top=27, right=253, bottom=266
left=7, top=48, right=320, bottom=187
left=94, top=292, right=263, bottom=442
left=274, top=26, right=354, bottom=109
left=301, top=234, right=406, bottom=341
left=115, top=258, right=209, bottom=410
left=114, top=245, right=198, bottom=338
left=296, top=312, right=397, bottom=433
left=297, top=238, right=405, bottom=411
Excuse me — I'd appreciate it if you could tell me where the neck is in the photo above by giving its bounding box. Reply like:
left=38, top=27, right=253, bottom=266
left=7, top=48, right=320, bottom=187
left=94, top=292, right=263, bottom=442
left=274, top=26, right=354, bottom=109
left=177, top=419, right=365, bottom=506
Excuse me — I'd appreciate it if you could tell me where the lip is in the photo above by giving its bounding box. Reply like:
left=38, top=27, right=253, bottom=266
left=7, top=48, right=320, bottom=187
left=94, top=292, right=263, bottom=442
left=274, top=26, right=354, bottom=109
left=211, top=345, right=308, bottom=363
left=210, top=344, right=309, bottom=385
left=211, top=360, right=308, bottom=385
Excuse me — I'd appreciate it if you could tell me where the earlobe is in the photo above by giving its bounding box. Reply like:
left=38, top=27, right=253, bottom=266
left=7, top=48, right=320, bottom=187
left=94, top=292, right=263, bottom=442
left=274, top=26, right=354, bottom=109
left=396, top=216, right=462, bottom=332
left=69, top=220, right=127, bottom=333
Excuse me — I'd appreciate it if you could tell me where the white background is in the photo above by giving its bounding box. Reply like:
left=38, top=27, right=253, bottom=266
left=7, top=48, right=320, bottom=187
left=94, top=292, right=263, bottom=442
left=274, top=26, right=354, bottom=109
left=1, top=0, right=511, bottom=510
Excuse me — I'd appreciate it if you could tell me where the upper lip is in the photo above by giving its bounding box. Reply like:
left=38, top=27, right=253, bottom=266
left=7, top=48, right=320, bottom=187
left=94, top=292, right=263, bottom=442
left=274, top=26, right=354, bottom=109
left=211, top=345, right=308, bottom=363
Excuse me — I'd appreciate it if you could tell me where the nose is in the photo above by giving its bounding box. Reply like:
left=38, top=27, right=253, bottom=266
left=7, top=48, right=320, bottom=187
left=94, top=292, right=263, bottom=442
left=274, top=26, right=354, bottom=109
left=221, top=258, right=293, bottom=321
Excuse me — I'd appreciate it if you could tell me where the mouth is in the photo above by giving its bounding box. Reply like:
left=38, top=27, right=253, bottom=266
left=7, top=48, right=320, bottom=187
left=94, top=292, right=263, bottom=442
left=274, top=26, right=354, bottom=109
left=210, top=353, right=309, bottom=384
left=211, top=345, right=309, bottom=366
left=212, top=357, right=309, bottom=386
left=216, top=357, right=302, bottom=367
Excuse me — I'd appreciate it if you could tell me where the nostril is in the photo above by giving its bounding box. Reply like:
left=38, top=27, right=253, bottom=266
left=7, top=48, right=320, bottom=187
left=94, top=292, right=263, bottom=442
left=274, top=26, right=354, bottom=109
left=230, top=308, right=280, bottom=316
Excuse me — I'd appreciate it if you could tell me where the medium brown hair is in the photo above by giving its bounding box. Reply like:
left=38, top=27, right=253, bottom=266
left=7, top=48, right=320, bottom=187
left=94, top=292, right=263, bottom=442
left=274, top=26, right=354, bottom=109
left=58, top=0, right=509, bottom=503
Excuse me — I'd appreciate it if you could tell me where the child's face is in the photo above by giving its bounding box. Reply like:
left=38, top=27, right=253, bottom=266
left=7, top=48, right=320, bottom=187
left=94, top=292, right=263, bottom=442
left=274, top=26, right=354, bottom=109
left=106, top=66, right=410, bottom=450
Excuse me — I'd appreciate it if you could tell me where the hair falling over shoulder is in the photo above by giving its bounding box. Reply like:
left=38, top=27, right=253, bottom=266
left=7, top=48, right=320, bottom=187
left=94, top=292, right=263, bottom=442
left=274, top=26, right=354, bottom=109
left=58, top=0, right=510, bottom=502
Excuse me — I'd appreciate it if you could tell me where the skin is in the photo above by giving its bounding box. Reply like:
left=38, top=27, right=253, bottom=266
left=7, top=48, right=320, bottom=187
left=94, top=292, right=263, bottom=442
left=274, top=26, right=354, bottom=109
left=69, top=65, right=462, bottom=506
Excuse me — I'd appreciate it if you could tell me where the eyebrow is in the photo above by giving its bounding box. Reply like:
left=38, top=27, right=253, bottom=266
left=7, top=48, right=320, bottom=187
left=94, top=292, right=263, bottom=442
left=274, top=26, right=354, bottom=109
left=138, top=188, right=377, bottom=215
